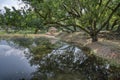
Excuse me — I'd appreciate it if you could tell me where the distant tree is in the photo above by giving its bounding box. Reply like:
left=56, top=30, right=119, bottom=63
left=24, top=12, right=46, bottom=34
left=0, top=7, right=25, bottom=33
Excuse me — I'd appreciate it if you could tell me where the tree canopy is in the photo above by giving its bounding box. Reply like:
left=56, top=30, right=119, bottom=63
left=0, top=0, right=120, bottom=42
left=20, top=0, right=120, bottom=42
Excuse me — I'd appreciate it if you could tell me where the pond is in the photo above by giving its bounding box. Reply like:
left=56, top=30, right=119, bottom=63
left=0, top=37, right=119, bottom=80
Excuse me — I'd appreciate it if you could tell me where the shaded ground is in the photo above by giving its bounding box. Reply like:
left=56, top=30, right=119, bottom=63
left=57, top=32, right=120, bottom=66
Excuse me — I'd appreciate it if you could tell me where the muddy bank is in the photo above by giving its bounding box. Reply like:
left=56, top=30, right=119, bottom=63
left=0, top=34, right=56, bottom=38
left=56, top=32, right=120, bottom=66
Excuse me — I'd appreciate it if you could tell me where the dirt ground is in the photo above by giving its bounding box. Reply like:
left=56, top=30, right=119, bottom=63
left=57, top=32, right=120, bottom=65
left=0, top=33, right=56, bottom=38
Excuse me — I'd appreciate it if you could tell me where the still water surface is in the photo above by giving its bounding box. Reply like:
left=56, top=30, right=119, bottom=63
left=0, top=40, right=37, bottom=80
left=0, top=38, right=119, bottom=80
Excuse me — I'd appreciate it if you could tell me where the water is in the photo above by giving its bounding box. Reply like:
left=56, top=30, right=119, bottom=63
left=0, top=38, right=119, bottom=80
left=0, top=40, right=36, bottom=80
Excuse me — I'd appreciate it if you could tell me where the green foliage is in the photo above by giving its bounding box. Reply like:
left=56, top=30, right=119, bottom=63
left=30, top=37, right=55, bottom=61
left=25, top=12, right=45, bottom=31
left=21, top=0, right=120, bottom=42
left=0, top=0, right=120, bottom=41
left=0, top=7, right=25, bottom=32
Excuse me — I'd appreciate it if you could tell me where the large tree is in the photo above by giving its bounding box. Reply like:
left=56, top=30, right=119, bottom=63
left=21, top=0, right=120, bottom=42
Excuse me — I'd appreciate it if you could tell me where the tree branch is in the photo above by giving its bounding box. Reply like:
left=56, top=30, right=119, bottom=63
left=45, top=21, right=90, bottom=34
left=97, top=2, right=120, bottom=33
left=34, top=8, right=45, bottom=19
left=100, top=0, right=111, bottom=15
left=63, top=4, right=81, bottom=18
left=111, top=19, right=118, bottom=30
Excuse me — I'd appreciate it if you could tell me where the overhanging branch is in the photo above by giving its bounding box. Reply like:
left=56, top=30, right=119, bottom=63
left=44, top=21, right=90, bottom=34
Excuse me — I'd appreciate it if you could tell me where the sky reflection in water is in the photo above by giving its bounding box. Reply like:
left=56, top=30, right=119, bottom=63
left=0, top=40, right=36, bottom=80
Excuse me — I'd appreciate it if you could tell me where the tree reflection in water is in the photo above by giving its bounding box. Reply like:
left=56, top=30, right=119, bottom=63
left=4, top=37, right=120, bottom=80
left=30, top=44, right=120, bottom=80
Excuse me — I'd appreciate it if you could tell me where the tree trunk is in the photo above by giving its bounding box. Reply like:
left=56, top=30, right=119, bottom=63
left=116, top=26, right=120, bottom=34
left=90, top=33, right=98, bottom=42
left=106, top=23, right=109, bottom=30
left=5, top=28, right=9, bottom=33
left=34, top=29, right=39, bottom=34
